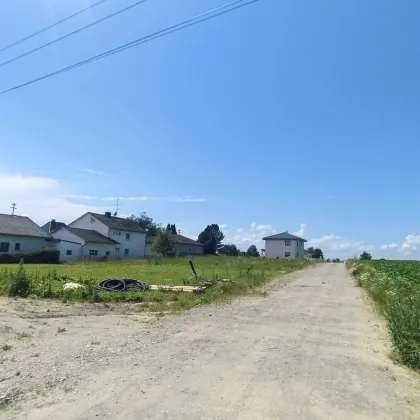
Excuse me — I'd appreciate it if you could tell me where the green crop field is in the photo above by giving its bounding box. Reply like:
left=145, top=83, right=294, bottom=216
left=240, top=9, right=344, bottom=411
left=0, top=256, right=312, bottom=312
left=347, top=259, right=420, bottom=370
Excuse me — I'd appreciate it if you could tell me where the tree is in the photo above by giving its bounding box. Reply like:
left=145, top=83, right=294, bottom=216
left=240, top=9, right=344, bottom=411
left=219, top=244, right=240, bottom=256
left=166, top=223, right=171, bottom=232
left=312, top=248, right=324, bottom=259
left=246, top=245, right=260, bottom=257
left=128, top=213, right=161, bottom=238
left=359, top=251, right=372, bottom=261
left=306, top=247, right=324, bottom=259
left=198, top=224, right=225, bottom=254
left=151, top=230, right=176, bottom=257
left=171, top=224, right=177, bottom=235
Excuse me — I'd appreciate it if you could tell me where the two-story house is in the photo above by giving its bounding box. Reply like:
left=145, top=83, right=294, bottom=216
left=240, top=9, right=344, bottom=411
left=262, top=232, right=306, bottom=259
left=68, top=212, right=146, bottom=259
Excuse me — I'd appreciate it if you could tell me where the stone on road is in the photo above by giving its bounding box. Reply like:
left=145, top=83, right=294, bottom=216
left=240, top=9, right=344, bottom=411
left=10, top=264, right=420, bottom=420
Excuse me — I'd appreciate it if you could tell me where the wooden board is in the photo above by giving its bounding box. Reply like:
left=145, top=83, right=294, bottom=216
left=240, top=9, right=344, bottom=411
left=149, top=285, right=206, bottom=293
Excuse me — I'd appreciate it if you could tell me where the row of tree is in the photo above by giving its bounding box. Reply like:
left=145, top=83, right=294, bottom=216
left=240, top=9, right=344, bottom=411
left=128, top=215, right=260, bottom=257
left=128, top=214, right=330, bottom=259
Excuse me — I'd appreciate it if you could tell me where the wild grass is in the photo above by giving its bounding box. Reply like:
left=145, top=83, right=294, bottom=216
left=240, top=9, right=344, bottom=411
left=347, top=259, right=420, bottom=370
left=0, top=256, right=312, bottom=311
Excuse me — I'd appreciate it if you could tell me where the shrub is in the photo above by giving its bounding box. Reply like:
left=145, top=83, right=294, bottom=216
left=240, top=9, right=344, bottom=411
left=0, top=248, right=59, bottom=264
left=9, top=260, right=30, bottom=297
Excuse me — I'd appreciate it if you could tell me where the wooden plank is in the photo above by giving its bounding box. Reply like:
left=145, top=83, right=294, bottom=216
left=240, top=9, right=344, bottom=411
left=149, top=285, right=206, bottom=293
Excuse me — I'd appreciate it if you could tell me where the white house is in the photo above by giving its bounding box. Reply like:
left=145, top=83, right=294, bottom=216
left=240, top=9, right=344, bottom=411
left=68, top=212, right=146, bottom=259
left=145, top=234, right=204, bottom=257
left=0, top=213, right=54, bottom=253
left=262, top=232, right=307, bottom=259
left=49, top=226, right=120, bottom=262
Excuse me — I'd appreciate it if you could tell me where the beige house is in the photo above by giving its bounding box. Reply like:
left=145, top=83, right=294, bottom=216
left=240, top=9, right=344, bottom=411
left=262, top=232, right=307, bottom=259
left=145, top=234, right=204, bottom=257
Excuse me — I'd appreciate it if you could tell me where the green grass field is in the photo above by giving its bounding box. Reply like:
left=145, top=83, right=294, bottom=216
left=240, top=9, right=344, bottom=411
left=0, top=257, right=312, bottom=312
left=347, top=259, right=420, bottom=370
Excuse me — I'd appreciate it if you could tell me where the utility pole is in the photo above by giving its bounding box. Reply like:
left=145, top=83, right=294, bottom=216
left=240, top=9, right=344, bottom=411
left=10, top=203, right=17, bottom=215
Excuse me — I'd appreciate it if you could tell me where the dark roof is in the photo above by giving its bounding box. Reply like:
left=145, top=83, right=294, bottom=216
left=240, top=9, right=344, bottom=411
left=88, top=213, right=146, bottom=233
left=174, top=234, right=204, bottom=246
left=0, top=214, right=52, bottom=238
left=65, top=227, right=120, bottom=244
left=146, top=233, right=204, bottom=246
left=262, top=232, right=307, bottom=242
left=41, top=220, right=67, bottom=233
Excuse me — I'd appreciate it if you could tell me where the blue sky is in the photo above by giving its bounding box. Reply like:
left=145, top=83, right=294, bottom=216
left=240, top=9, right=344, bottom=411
left=0, top=0, right=419, bottom=259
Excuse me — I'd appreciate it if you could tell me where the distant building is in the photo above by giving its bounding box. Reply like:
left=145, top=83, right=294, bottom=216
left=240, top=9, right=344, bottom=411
left=262, top=232, right=307, bottom=259
left=0, top=213, right=53, bottom=253
left=145, top=234, right=204, bottom=257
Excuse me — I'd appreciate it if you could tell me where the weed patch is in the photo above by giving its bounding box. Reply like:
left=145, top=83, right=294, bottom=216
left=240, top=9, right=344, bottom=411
left=347, top=259, right=420, bottom=370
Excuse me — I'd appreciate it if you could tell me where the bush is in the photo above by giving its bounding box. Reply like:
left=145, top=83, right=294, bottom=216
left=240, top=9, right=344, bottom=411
left=9, top=260, right=30, bottom=297
left=0, top=248, right=59, bottom=264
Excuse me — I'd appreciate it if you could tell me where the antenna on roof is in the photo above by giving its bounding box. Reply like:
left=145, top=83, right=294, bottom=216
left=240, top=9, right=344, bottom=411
left=10, top=203, right=17, bottom=215
left=114, top=198, right=120, bottom=217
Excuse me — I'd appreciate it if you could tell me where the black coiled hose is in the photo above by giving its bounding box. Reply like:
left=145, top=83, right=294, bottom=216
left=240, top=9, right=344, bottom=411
left=95, top=278, right=150, bottom=292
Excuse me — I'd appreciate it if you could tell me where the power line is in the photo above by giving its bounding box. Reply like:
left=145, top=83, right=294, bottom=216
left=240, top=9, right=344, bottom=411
left=0, top=0, right=150, bottom=69
left=0, top=0, right=111, bottom=54
left=0, top=0, right=261, bottom=96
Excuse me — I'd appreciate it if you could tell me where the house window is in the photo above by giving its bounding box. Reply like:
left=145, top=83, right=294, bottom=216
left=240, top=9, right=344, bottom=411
left=89, top=250, right=98, bottom=256
left=285, top=252, right=291, bottom=257
left=66, top=250, right=72, bottom=256
left=285, top=240, right=291, bottom=246
left=0, top=242, right=9, bottom=252
left=90, top=217, right=95, bottom=223
left=118, top=232, right=121, bottom=236
left=115, top=247, right=120, bottom=252
left=14, top=243, right=21, bottom=251
left=189, top=247, right=192, bottom=253
left=124, top=249, right=129, bottom=256
left=105, top=251, right=110, bottom=257
left=126, top=233, right=130, bottom=241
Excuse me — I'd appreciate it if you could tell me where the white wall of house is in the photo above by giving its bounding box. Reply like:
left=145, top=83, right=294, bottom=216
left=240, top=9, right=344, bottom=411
left=265, top=239, right=305, bottom=258
left=69, top=214, right=109, bottom=237
left=81, top=243, right=116, bottom=261
left=51, top=229, right=84, bottom=245
left=69, top=214, right=146, bottom=259
left=57, top=241, right=82, bottom=262
left=176, top=243, right=204, bottom=256
left=109, top=229, right=145, bottom=259
left=0, top=235, right=51, bottom=253
left=145, top=243, right=159, bottom=257
left=145, top=242, right=204, bottom=257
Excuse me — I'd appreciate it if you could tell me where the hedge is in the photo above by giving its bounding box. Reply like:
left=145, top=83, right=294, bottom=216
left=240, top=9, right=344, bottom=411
left=0, top=248, right=60, bottom=264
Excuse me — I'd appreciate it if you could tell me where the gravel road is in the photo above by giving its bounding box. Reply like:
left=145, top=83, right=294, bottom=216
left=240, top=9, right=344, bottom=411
left=1, top=263, right=420, bottom=419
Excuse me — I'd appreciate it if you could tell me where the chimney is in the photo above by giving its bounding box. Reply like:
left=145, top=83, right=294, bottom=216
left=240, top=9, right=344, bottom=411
left=49, top=219, right=56, bottom=234
left=105, top=212, right=112, bottom=217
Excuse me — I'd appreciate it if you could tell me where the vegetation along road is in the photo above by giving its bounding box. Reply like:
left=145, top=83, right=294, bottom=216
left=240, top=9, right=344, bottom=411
left=2, top=263, right=420, bottom=419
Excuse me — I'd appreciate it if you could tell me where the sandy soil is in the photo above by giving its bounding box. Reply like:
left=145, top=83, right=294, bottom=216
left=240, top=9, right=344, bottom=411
left=1, top=263, right=419, bottom=419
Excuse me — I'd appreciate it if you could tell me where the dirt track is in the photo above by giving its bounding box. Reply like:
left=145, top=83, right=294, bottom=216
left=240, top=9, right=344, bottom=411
left=1, top=263, right=419, bottom=419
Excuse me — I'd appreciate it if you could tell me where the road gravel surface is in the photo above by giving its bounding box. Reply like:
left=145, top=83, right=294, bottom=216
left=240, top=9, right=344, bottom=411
left=1, top=263, right=419, bottom=419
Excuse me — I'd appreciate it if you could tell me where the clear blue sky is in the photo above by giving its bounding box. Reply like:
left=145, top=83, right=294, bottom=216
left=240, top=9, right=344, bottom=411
left=0, top=0, right=419, bottom=258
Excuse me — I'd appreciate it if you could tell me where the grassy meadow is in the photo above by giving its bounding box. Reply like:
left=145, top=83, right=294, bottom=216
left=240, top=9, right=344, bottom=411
left=0, top=256, right=312, bottom=312
left=347, top=259, right=420, bottom=370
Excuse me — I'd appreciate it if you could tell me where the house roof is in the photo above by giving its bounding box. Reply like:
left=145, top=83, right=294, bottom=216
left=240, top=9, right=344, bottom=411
left=262, top=232, right=307, bottom=242
left=146, top=233, right=204, bottom=246
left=65, top=227, right=120, bottom=245
left=0, top=214, right=52, bottom=238
left=88, top=213, right=146, bottom=233
left=41, top=221, right=67, bottom=233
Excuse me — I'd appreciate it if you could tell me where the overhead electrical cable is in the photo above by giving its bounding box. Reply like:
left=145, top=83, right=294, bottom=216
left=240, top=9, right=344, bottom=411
left=0, top=0, right=111, bottom=54
left=0, top=0, right=261, bottom=96
left=0, top=0, right=150, bottom=68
